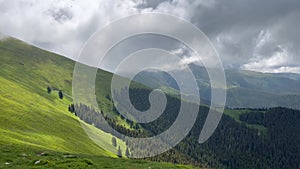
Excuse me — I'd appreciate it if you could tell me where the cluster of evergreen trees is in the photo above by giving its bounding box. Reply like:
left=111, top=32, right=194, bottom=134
left=46, top=86, right=63, bottom=99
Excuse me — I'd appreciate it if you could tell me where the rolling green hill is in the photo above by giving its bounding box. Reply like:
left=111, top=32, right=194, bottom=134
left=0, top=37, right=201, bottom=169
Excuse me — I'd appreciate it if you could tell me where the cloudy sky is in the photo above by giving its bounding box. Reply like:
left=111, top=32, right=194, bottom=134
left=0, top=0, right=300, bottom=73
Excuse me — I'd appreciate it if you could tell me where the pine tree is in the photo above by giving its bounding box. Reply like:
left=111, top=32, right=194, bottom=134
left=58, top=90, right=63, bottom=99
left=47, top=86, right=51, bottom=94
left=111, top=137, right=117, bottom=147
left=68, top=104, right=75, bottom=113
left=125, top=147, right=130, bottom=157
left=117, top=146, right=122, bottom=158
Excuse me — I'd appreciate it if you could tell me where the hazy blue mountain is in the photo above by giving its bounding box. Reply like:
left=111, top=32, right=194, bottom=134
left=133, top=64, right=300, bottom=109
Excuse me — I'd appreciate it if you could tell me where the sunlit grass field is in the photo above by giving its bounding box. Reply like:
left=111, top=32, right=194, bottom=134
left=0, top=38, right=202, bottom=169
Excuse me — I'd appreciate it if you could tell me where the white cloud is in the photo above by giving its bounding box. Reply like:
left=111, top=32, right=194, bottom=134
left=255, top=30, right=271, bottom=49
left=179, top=55, right=201, bottom=67
left=161, top=45, right=205, bottom=70
left=0, top=0, right=141, bottom=58
left=150, top=0, right=216, bottom=21
left=242, top=46, right=300, bottom=74
left=0, top=0, right=299, bottom=74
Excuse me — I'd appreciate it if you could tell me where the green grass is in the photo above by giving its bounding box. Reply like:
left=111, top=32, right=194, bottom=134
left=0, top=143, right=200, bottom=169
left=224, top=109, right=267, bottom=136
left=0, top=37, right=128, bottom=157
left=0, top=38, right=202, bottom=168
left=0, top=75, right=121, bottom=156
left=224, top=109, right=250, bottom=122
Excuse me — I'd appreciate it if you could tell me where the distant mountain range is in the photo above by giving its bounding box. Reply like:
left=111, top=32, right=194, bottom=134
left=133, top=63, right=300, bottom=110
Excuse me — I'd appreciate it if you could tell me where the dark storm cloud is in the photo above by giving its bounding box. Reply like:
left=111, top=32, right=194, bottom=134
left=190, top=0, right=300, bottom=35
left=195, top=0, right=300, bottom=72
left=137, top=0, right=300, bottom=73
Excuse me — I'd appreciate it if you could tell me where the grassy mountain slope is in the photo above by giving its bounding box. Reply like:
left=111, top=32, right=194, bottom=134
left=0, top=37, right=129, bottom=156
left=0, top=37, right=200, bottom=169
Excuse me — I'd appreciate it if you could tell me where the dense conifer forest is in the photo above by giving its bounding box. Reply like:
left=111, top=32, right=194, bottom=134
left=71, top=88, right=300, bottom=169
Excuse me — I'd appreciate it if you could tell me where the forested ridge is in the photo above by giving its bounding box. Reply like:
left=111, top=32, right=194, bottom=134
left=71, top=87, right=300, bottom=169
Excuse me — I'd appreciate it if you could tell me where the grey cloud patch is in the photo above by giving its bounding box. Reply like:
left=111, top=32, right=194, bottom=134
left=136, top=0, right=171, bottom=9
left=48, top=7, right=73, bottom=23
left=240, top=12, right=300, bottom=73
left=189, top=0, right=300, bottom=73
left=189, top=0, right=300, bottom=35
left=102, top=34, right=181, bottom=71
left=135, top=0, right=300, bottom=73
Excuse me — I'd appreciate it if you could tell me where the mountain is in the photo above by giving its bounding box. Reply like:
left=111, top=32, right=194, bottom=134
left=0, top=37, right=200, bottom=169
left=1, top=37, right=299, bottom=169
left=133, top=64, right=300, bottom=109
